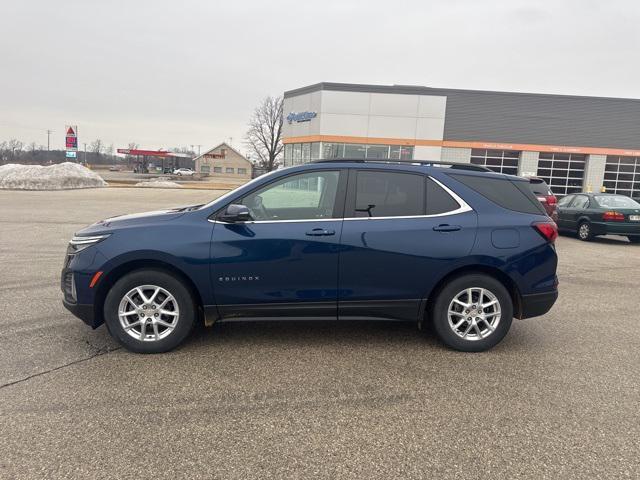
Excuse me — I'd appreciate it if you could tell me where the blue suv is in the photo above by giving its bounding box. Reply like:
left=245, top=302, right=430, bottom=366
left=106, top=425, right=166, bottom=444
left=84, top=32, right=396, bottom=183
left=62, top=160, right=558, bottom=353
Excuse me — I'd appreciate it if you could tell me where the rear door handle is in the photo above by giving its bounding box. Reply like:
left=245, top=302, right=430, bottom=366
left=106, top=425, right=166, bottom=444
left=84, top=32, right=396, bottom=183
left=306, top=228, right=336, bottom=236
left=433, top=224, right=461, bottom=232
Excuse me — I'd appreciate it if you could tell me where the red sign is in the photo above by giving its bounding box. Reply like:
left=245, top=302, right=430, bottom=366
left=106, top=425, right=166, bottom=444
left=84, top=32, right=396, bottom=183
left=65, top=125, right=78, bottom=152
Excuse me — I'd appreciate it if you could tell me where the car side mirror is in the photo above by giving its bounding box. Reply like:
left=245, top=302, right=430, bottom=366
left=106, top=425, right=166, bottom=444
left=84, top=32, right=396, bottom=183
left=220, top=204, right=252, bottom=223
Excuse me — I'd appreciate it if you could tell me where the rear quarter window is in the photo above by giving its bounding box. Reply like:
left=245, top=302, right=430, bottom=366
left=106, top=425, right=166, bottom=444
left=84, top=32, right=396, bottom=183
left=449, top=174, right=546, bottom=215
left=426, top=177, right=460, bottom=214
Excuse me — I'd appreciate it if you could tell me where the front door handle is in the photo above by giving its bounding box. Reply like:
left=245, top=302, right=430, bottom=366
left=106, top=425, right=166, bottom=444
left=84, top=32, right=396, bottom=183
left=433, top=224, right=461, bottom=232
left=306, top=228, right=336, bottom=236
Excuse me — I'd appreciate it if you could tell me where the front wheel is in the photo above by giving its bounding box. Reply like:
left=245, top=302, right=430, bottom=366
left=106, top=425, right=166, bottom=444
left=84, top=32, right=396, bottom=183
left=431, top=274, right=513, bottom=352
left=104, top=269, right=196, bottom=353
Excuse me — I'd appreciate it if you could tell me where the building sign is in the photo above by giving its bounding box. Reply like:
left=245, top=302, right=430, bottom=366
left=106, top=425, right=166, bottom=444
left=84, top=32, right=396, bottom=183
left=204, top=153, right=225, bottom=159
left=286, top=111, right=317, bottom=124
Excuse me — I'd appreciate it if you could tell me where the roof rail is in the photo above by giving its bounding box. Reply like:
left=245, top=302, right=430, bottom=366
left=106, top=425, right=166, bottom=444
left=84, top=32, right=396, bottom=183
left=312, top=158, right=493, bottom=172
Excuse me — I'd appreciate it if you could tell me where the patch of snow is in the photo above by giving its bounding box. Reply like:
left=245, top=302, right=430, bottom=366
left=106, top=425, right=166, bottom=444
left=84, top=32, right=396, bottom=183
left=135, top=179, right=183, bottom=188
left=0, top=162, right=107, bottom=190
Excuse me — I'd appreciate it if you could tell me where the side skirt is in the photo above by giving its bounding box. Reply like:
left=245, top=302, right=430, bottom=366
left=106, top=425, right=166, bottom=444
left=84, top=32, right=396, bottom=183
left=203, top=299, right=423, bottom=326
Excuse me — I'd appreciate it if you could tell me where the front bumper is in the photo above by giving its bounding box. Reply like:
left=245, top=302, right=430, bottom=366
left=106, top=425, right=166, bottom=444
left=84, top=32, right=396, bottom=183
left=519, top=290, right=558, bottom=319
left=62, top=299, right=97, bottom=328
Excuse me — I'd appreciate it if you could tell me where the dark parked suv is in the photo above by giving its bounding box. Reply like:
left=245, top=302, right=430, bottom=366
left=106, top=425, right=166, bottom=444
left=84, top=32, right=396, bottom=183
left=62, top=160, right=559, bottom=353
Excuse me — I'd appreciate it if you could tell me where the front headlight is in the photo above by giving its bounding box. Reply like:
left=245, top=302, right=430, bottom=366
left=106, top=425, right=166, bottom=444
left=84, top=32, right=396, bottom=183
left=68, top=234, right=111, bottom=253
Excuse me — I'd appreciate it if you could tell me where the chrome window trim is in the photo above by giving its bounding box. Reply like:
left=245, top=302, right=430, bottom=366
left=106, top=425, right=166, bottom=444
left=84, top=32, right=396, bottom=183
left=209, top=176, right=472, bottom=224
left=210, top=217, right=338, bottom=225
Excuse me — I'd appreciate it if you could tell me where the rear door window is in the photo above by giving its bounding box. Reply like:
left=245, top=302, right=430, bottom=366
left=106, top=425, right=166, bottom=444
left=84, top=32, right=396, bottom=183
left=557, top=195, right=574, bottom=207
left=570, top=195, right=589, bottom=209
left=352, top=171, right=425, bottom=218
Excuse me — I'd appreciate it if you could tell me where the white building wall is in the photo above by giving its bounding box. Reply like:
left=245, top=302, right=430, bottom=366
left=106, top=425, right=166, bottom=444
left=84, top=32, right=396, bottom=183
left=283, top=90, right=447, bottom=149
left=440, top=147, right=471, bottom=163
left=584, top=154, right=607, bottom=193
left=519, top=151, right=540, bottom=176
left=415, top=146, right=442, bottom=159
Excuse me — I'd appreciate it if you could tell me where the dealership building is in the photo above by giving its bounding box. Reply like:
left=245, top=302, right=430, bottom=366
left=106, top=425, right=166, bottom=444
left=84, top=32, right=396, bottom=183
left=282, top=82, right=640, bottom=198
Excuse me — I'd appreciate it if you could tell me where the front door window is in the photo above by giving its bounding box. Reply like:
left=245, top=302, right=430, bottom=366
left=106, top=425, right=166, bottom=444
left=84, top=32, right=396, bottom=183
left=241, top=171, right=340, bottom=221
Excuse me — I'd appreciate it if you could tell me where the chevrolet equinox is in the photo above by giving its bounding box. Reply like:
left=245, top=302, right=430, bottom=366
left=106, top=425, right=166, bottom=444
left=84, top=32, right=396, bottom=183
left=62, top=160, right=559, bottom=353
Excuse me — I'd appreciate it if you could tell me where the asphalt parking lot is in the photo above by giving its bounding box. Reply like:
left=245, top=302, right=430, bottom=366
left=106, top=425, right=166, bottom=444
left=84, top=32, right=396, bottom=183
left=1, top=188, right=638, bottom=479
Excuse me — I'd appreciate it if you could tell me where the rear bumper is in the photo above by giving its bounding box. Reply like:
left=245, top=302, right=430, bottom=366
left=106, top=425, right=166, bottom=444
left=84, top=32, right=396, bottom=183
left=519, top=290, right=558, bottom=319
left=62, top=299, right=98, bottom=328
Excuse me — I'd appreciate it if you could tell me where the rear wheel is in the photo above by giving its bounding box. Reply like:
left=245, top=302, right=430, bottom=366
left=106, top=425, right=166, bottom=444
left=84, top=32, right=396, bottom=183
left=628, top=236, right=640, bottom=244
left=104, top=269, right=196, bottom=353
left=577, top=221, right=593, bottom=241
left=431, top=274, right=513, bottom=352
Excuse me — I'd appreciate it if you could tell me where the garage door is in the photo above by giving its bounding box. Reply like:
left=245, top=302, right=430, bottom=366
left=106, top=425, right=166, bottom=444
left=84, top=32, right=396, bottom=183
left=536, top=152, right=586, bottom=196
left=470, top=149, right=520, bottom=175
left=603, top=156, right=640, bottom=200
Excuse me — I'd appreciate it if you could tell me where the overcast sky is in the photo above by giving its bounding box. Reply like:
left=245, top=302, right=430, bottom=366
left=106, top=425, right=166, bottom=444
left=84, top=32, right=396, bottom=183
left=2, top=0, right=639, bottom=153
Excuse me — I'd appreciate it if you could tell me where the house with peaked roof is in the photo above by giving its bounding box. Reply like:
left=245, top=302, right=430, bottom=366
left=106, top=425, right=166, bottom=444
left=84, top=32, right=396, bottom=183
left=193, top=142, right=253, bottom=179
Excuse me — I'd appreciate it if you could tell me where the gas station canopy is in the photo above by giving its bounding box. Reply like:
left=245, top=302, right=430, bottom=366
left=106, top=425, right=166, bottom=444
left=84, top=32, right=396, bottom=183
left=116, top=149, right=191, bottom=158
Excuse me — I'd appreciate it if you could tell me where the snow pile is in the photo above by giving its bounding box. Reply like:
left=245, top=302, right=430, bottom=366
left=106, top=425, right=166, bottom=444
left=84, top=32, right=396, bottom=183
left=0, top=162, right=107, bottom=190
left=135, top=179, right=183, bottom=188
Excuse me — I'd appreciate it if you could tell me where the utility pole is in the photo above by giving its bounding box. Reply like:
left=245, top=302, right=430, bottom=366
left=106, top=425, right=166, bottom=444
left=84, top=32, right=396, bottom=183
left=46, top=130, right=51, bottom=151
left=83, top=143, right=87, bottom=164
left=197, top=144, right=202, bottom=156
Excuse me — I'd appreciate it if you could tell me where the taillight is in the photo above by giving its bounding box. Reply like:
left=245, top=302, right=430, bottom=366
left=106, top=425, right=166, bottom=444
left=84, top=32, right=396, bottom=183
left=602, top=211, right=625, bottom=222
left=533, top=221, right=558, bottom=243
left=546, top=195, right=557, bottom=206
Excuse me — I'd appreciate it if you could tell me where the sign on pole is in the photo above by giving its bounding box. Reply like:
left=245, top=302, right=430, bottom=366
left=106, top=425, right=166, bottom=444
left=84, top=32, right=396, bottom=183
left=65, top=126, right=78, bottom=161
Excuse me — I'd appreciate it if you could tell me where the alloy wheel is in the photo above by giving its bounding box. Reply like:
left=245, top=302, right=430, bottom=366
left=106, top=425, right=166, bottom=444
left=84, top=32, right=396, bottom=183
left=118, top=285, right=179, bottom=342
left=579, top=223, right=590, bottom=240
left=447, top=287, right=501, bottom=341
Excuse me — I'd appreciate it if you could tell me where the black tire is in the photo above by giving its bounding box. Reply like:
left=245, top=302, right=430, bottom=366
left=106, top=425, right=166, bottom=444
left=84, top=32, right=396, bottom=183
left=104, top=269, right=196, bottom=353
left=628, top=236, right=640, bottom=244
left=430, top=274, right=513, bottom=352
left=577, top=221, right=593, bottom=241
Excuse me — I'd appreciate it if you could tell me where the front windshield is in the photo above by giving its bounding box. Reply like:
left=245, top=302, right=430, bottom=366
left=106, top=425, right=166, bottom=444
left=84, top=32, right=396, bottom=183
left=594, top=195, right=640, bottom=209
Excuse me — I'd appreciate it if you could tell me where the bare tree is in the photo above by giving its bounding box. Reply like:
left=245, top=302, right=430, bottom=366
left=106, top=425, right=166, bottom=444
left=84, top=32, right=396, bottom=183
left=126, top=142, right=139, bottom=168
left=244, top=95, right=284, bottom=172
left=105, top=143, right=114, bottom=162
left=89, top=139, right=103, bottom=155
left=89, top=139, right=103, bottom=164
left=7, top=139, right=24, bottom=161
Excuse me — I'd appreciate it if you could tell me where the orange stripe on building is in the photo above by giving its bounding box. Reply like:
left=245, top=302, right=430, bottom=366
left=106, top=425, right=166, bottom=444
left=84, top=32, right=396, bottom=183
left=283, top=135, right=640, bottom=157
